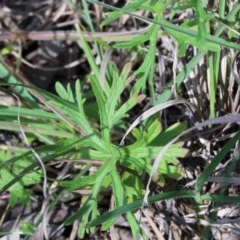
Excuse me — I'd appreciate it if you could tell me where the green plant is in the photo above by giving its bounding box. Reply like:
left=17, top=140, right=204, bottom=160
left=0, top=38, right=187, bottom=240
left=46, top=74, right=187, bottom=237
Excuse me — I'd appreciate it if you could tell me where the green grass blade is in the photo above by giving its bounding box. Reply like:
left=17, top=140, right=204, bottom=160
left=88, top=188, right=240, bottom=228
left=208, top=52, right=217, bottom=118
left=200, top=194, right=240, bottom=204
left=0, top=106, right=59, bottom=119
left=75, top=24, right=100, bottom=77
left=195, top=130, right=240, bottom=192
left=88, top=190, right=196, bottom=227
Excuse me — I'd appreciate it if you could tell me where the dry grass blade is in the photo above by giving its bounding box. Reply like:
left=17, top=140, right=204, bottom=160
left=120, top=99, right=187, bottom=146
left=14, top=94, right=50, bottom=239
left=0, top=28, right=151, bottom=42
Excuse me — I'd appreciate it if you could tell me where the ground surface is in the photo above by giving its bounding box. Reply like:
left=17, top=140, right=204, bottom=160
left=0, top=1, right=240, bottom=240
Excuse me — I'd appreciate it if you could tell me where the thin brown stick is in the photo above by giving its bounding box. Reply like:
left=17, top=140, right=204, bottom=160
left=0, top=27, right=150, bottom=42
left=143, top=210, right=165, bottom=240
left=0, top=203, right=10, bottom=230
